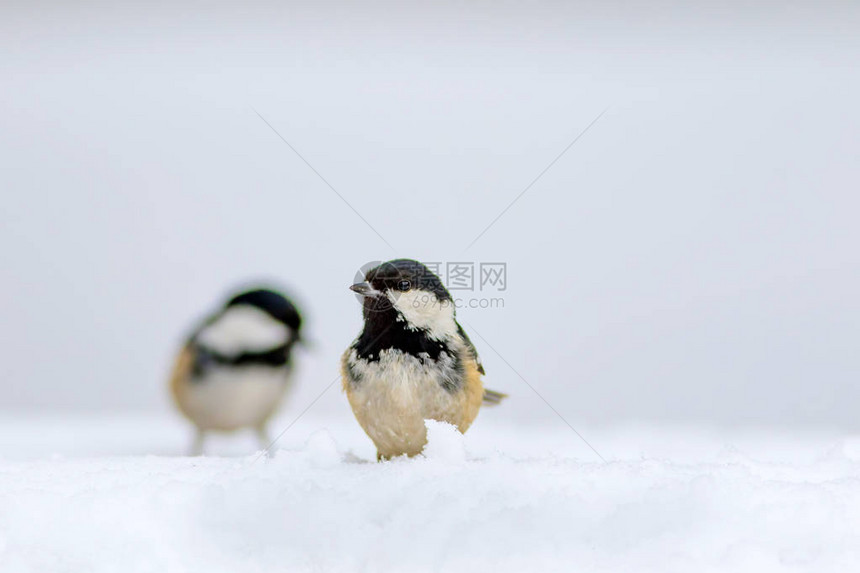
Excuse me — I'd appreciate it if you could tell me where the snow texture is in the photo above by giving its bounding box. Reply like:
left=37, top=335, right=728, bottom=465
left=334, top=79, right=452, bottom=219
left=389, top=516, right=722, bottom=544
left=1, top=415, right=859, bottom=572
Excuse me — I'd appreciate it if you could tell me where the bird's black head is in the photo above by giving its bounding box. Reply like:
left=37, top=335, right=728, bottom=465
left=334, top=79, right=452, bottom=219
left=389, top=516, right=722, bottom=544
left=226, top=288, right=302, bottom=334
left=351, top=259, right=451, bottom=310
left=369, top=259, right=451, bottom=300
left=350, top=259, right=457, bottom=340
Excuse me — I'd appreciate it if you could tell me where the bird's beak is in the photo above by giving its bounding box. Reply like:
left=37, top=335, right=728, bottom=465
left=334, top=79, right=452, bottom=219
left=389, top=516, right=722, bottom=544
left=350, top=282, right=376, bottom=297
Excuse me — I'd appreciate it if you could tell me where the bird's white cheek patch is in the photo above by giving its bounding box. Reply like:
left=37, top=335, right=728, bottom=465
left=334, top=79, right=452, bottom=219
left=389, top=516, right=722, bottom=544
left=388, top=290, right=458, bottom=340
left=197, top=305, right=290, bottom=356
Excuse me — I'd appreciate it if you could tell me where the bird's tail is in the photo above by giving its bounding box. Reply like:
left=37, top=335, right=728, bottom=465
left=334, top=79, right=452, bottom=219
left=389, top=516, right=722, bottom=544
left=482, top=388, right=508, bottom=406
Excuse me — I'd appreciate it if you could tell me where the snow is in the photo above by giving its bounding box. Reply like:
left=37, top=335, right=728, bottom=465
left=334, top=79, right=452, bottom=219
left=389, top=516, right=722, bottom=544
left=421, top=420, right=467, bottom=464
left=1, top=414, right=860, bottom=572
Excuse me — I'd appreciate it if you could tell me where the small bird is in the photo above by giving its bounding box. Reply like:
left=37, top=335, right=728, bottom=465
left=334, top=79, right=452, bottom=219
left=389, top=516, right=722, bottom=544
left=342, top=259, right=506, bottom=460
left=170, top=287, right=303, bottom=455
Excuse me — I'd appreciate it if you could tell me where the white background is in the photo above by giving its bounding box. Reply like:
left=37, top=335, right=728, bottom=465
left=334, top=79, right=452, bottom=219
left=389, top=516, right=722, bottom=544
left=1, top=1, right=859, bottom=430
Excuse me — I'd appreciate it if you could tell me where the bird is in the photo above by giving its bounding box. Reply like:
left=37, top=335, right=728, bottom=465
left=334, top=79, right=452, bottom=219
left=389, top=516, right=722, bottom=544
left=341, top=259, right=506, bottom=460
left=169, top=287, right=303, bottom=455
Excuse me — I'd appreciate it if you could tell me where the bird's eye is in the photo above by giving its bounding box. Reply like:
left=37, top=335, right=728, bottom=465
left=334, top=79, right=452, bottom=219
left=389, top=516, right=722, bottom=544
left=397, top=280, right=411, bottom=291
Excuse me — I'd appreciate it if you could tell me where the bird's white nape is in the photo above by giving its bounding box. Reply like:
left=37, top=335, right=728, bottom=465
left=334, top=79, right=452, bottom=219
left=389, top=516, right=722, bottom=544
left=196, top=305, right=290, bottom=356
left=388, top=289, right=458, bottom=340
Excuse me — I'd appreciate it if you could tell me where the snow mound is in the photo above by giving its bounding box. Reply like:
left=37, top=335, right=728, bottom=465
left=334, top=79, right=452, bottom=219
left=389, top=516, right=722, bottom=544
left=302, top=429, right=341, bottom=468
left=422, top=419, right=466, bottom=463
left=1, top=417, right=860, bottom=572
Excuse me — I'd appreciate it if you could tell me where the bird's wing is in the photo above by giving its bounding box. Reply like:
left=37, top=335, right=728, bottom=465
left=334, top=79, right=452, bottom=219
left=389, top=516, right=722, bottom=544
left=169, top=343, right=197, bottom=416
left=456, top=321, right=507, bottom=406
left=456, top=321, right=484, bottom=375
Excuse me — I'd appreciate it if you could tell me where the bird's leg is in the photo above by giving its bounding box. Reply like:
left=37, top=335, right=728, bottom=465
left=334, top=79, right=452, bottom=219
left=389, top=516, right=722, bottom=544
left=256, top=425, right=272, bottom=457
left=190, top=428, right=205, bottom=456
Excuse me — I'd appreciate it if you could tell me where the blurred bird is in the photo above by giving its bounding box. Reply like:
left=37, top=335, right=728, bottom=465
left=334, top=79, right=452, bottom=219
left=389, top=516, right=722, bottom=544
left=170, top=288, right=303, bottom=455
left=342, top=259, right=506, bottom=460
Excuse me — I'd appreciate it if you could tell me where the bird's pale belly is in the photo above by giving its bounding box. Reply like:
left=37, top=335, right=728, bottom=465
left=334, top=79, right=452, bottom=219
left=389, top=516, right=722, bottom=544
left=345, top=354, right=482, bottom=458
left=183, top=366, right=290, bottom=431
